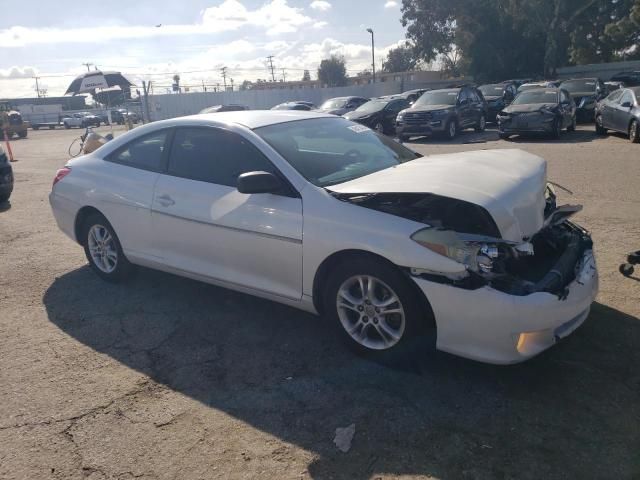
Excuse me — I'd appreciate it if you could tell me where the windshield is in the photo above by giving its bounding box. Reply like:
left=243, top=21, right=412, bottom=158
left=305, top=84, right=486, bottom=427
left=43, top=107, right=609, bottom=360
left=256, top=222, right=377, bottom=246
left=320, top=99, right=347, bottom=109
left=560, top=80, right=597, bottom=93
left=354, top=100, right=388, bottom=114
left=513, top=90, right=559, bottom=105
left=256, top=117, right=420, bottom=187
left=479, top=85, right=504, bottom=96
left=414, top=91, right=458, bottom=106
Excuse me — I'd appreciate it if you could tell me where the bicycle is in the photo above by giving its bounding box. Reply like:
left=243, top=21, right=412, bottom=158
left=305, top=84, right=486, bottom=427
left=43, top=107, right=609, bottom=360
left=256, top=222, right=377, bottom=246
left=68, top=127, right=113, bottom=157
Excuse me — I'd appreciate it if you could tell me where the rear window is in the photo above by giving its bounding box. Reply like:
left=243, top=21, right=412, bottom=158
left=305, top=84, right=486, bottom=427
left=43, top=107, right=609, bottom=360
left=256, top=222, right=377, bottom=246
left=513, top=90, right=559, bottom=105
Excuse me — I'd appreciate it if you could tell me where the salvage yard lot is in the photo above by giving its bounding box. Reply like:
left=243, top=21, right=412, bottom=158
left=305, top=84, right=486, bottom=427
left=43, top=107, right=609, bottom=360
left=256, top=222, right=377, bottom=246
left=1, top=125, right=639, bottom=479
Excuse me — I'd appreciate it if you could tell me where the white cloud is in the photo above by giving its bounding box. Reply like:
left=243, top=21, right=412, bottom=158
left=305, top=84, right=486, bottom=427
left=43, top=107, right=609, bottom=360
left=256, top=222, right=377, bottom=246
left=310, top=1, right=332, bottom=11
left=0, top=66, right=38, bottom=79
left=384, top=1, right=399, bottom=8
left=313, top=21, right=328, bottom=29
left=0, top=0, right=313, bottom=46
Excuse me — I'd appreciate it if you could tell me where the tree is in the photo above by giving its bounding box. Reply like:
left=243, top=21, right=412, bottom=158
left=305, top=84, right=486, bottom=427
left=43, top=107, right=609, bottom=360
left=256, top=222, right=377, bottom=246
left=382, top=43, right=419, bottom=72
left=400, top=0, right=638, bottom=80
left=317, top=55, right=348, bottom=87
left=240, top=80, right=253, bottom=91
left=172, top=74, right=181, bottom=93
left=302, top=69, right=311, bottom=81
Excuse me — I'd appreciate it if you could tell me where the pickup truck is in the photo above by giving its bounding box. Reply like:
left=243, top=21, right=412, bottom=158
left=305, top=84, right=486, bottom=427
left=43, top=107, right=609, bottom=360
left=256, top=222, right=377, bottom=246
left=62, top=112, right=101, bottom=129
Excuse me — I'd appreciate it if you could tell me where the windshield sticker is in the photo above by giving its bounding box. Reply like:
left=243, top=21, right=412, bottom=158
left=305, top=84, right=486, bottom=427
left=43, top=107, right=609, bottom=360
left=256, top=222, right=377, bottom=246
left=348, top=124, right=371, bottom=133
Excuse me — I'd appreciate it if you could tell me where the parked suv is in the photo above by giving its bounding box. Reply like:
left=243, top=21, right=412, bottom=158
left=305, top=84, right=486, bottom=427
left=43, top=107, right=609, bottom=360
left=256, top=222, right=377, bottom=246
left=396, top=86, right=488, bottom=141
left=479, top=82, right=517, bottom=122
left=559, top=78, right=606, bottom=122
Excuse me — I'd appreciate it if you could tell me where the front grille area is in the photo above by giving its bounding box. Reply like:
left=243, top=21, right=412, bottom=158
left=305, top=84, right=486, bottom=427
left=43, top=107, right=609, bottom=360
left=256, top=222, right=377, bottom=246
left=403, top=111, right=433, bottom=124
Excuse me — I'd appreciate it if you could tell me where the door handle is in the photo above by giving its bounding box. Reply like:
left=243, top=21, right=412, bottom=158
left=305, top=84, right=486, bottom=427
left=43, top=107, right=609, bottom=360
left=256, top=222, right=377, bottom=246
left=156, top=194, right=175, bottom=207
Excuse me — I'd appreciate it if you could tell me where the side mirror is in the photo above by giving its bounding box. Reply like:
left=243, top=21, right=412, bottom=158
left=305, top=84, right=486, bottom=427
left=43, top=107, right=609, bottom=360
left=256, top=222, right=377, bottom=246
left=237, top=171, right=282, bottom=194
left=621, top=101, right=632, bottom=108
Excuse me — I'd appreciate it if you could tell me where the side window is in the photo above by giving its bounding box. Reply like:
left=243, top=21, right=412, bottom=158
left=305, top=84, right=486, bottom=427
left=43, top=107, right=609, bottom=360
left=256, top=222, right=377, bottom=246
left=560, top=90, right=570, bottom=103
left=469, top=89, right=480, bottom=102
left=458, top=90, right=469, bottom=104
left=386, top=101, right=404, bottom=114
left=108, top=130, right=168, bottom=172
left=167, top=127, right=276, bottom=187
left=619, top=91, right=634, bottom=105
left=607, top=90, right=623, bottom=102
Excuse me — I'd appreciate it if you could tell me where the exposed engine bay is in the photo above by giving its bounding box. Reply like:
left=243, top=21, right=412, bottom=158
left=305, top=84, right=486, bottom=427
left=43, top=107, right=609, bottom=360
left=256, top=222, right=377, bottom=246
left=332, top=185, right=592, bottom=298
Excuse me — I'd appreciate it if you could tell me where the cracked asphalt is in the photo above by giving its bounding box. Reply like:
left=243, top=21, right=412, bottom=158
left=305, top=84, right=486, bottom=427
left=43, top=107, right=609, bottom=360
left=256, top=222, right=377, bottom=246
left=1, top=124, right=639, bottom=480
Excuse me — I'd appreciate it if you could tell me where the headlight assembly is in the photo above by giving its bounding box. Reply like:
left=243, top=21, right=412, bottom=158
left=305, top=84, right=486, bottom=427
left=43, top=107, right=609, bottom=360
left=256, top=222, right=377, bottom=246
left=411, top=227, right=532, bottom=275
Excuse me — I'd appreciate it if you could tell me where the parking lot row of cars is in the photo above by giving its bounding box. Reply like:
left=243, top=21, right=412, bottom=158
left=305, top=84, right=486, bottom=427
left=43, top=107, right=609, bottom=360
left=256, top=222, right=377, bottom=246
left=195, top=70, right=639, bottom=144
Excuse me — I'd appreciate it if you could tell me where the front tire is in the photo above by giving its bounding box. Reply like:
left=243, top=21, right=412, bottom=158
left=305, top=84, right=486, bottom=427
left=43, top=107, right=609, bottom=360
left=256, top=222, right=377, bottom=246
left=629, top=120, right=639, bottom=143
left=398, top=135, right=410, bottom=143
left=444, top=119, right=457, bottom=139
left=323, top=256, right=432, bottom=358
left=595, top=115, right=607, bottom=135
left=64, top=122, right=70, bottom=129
left=374, top=122, right=385, bottom=135
left=81, top=213, right=133, bottom=282
left=551, top=118, right=562, bottom=139
left=567, top=116, right=576, bottom=132
left=474, top=114, right=486, bottom=132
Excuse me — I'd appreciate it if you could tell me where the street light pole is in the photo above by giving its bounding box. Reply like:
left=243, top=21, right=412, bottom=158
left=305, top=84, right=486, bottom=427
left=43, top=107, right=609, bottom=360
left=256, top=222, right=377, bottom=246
left=366, top=28, right=375, bottom=84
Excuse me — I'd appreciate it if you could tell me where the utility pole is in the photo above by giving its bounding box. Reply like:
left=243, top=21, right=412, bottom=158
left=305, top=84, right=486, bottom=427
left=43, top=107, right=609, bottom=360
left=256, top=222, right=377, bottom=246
left=267, top=56, right=276, bottom=82
left=230, top=78, right=234, bottom=91
left=34, top=77, right=41, bottom=98
left=202, top=80, right=207, bottom=92
left=82, top=62, right=94, bottom=72
left=220, top=67, right=228, bottom=90
left=366, top=28, right=375, bottom=84
left=281, top=69, right=287, bottom=82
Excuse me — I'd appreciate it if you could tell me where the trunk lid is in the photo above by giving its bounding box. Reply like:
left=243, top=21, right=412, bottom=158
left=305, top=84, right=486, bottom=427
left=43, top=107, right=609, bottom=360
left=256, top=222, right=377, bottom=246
left=328, top=149, right=547, bottom=242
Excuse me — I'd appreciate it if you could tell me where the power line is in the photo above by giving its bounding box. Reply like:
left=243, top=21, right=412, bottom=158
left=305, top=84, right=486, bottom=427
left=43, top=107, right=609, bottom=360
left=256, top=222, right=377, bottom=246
left=266, top=56, right=276, bottom=82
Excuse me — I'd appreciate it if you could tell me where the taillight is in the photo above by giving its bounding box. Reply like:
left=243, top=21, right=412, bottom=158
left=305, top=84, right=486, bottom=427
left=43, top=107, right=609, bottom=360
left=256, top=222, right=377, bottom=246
left=53, top=167, right=71, bottom=187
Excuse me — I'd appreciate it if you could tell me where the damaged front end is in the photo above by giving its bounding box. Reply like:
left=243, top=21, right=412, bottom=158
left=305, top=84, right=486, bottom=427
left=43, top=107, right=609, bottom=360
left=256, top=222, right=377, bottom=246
left=334, top=186, right=593, bottom=298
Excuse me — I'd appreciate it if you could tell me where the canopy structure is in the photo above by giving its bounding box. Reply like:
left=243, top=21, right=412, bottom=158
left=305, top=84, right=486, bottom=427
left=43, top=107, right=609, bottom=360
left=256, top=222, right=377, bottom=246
left=65, top=71, right=134, bottom=95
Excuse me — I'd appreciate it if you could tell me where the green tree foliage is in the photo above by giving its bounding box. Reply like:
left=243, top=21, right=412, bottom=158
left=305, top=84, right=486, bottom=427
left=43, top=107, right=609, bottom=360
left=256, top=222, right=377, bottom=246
left=401, top=0, right=640, bottom=81
left=317, top=55, right=348, bottom=87
left=382, top=43, right=419, bottom=72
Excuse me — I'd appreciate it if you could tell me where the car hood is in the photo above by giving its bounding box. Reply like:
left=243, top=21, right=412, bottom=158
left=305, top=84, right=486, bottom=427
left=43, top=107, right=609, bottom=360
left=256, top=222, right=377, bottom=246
left=503, top=103, right=556, bottom=113
left=408, top=104, right=453, bottom=113
left=344, top=110, right=378, bottom=120
left=316, top=108, right=346, bottom=116
left=328, top=149, right=547, bottom=242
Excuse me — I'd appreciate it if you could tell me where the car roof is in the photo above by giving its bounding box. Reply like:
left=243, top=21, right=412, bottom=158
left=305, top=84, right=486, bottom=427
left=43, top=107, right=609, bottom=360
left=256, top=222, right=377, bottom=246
left=185, top=110, right=336, bottom=129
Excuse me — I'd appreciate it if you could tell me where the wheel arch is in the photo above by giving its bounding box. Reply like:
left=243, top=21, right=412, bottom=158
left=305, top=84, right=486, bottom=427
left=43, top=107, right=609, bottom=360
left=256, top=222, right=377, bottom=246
left=312, top=249, right=435, bottom=328
left=74, top=206, right=106, bottom=246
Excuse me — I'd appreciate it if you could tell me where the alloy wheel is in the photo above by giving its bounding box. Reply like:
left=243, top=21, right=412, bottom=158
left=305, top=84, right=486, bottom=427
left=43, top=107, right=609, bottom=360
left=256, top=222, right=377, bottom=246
left=336, top=275, right=406, bottom=350
left=630, top=121, right=639, bottom=143
left=375, top=122, right=384, bottom=134
left=448, top=121, right=457, bottom=139
left=87, top=224, right=118, bottom=274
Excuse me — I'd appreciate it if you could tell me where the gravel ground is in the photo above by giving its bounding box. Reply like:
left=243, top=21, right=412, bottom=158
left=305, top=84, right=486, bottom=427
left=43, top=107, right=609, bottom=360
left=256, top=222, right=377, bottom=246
left=1, top=124, right=639, bottom=480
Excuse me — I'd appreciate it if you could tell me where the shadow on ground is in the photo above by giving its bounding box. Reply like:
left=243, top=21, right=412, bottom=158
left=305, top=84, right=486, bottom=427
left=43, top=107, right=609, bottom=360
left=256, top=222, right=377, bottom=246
left=0, top=200, right=11, bottom=213
left=44, top=266, right=640, bottom=479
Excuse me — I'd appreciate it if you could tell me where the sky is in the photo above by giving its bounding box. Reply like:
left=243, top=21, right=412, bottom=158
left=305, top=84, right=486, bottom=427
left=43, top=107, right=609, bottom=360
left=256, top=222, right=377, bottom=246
left=0, top=0, right=407, bottom=99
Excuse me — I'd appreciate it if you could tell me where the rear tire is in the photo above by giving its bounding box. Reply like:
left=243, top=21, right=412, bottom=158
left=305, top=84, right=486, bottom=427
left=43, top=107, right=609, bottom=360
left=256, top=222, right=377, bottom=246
left=374, top=122, right=385, bottom=135
left=567, top=116, right=576, bottom=132
left=629, top=120, right=639, bottom=143
left=18, top=131, right=27, bottom=138
left=595, top=115, right=607, bottom=135
left=64, top=122, right=70, bottom=129
left=398, top=135, right=410, bottom=143
left=474, top=114, right=486, bottom=132
left=499, top=132, right=510, bottom=140
left=81, top=213, right=134, bottom=283
left=323, top=255, right=434, bottom=360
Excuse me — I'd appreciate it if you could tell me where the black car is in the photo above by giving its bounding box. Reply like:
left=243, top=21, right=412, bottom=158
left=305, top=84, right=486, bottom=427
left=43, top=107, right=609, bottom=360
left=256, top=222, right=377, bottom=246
left=479, top=82, right=517, bottom=121
left=315, top=96, right=369, bottom=116
left=395, top=86, right=488, bottom=141
left=343, top=98, right=410, bottom=135
left=200, top=104, right=250, bottom=114
left=271, top=102, right=315, bottom=111
left=0, top=144, right=14, bottom=203
left=595, top=87, right=640, bottom=143
left=497, top=88, right=576, bottom=139
left=559, top=78, right=606, bottom=122
left=609, top=71, right=640, bottom=87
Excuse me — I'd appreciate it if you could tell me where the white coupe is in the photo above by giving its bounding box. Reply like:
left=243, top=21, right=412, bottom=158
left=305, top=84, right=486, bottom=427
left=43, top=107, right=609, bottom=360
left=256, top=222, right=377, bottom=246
left=50, top=111, right=598, bottom=364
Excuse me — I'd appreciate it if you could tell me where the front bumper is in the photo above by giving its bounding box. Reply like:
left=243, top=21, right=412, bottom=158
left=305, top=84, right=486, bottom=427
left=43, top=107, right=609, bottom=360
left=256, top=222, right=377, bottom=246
left=576, top=105, right=596, bottom=122
left=412, top=248, right=598, bottom=364
left=498, top=114, right=555, bottom=134
left=396, top=119, right=448, bottom=136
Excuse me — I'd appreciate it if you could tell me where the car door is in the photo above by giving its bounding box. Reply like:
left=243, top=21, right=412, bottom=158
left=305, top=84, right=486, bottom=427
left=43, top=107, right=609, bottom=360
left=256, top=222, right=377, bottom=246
left=99, top=129, right=169, bottom=259
left=151, top=126, right=303, bottom=300
left=457, top=89, right=472, bottom=127
left=600, top=90, right=622, bottom=128
left=613, top=90, right=634, bottom=132
left=384, top=100, right=408, bottom=132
